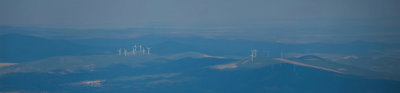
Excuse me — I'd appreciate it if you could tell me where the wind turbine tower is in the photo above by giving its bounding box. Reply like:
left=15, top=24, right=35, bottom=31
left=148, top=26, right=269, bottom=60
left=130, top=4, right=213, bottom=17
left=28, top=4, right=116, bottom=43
left=142, top=47, right=146, bottom=55
left=132, top=48, right=135, bottom=56
left=250, top=49, right=254, bottom=63
left=118, top=48, right=122, bottom=56
left=147, top=47, right=151, bottom=55
left=132, top=45, right=137, bottom=56
left=139, top=44, right=142, bottom=54
left=124, top=48, right=127, bottom=56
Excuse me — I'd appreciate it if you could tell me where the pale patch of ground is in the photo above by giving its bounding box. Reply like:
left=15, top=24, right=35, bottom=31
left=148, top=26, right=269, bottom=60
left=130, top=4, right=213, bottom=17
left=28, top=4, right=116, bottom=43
left=343, top=56, right=359, bottom=59
left=147, top=79, right=176, bottom=85
left=115, top=73, right=181, bottom=81
left=241, top=59, right=250, bottom=64
left=202, top=54, right=225, bottom=59
left=70, top=80, right=106, bottom=87
left=288, top=53, right=353, bottom=61
left=211, top=63, right=238, bottom=70
left=0, top=63, right=17, bottom=68
left=275, top=58, right=344, bottom=73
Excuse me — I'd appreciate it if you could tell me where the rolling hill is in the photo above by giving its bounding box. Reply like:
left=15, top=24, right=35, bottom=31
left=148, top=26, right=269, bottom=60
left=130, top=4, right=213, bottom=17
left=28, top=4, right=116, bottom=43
left=0, top=54, right=399, bottom=93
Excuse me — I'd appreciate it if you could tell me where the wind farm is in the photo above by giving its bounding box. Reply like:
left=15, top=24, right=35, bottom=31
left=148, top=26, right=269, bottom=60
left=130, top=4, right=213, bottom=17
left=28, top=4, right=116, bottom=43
left=118, top=44, right=152, bottom=56
left=1, top=0, right=400, bottom=92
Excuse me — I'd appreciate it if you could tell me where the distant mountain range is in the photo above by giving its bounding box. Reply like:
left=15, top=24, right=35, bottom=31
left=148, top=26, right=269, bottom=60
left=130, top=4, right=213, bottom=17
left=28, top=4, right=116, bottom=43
left=0, top=34, right=96, bottom=62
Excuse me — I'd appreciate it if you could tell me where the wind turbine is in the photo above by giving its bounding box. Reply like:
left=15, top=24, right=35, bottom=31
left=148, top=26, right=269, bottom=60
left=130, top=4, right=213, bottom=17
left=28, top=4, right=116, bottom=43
left=142, top=47, right=146, bottom=55
left=147, top=47, right=151, bottom=55
left=124, top=48, right=127, bottom=56
left=139, top=44, right=143, bottom=54
left=132, top=45, right=137, bottom=56
left=118, top=48, right=122, bottom=56
left=250, top=49, right=254, bottom=63
left=132, top=48, right=135, bottom=56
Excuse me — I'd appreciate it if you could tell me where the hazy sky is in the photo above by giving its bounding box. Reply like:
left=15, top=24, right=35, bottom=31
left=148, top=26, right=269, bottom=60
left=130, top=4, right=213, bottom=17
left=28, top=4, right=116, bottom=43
left=1, top=0, right=400, bottom=43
